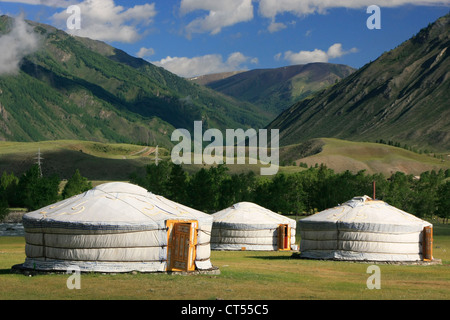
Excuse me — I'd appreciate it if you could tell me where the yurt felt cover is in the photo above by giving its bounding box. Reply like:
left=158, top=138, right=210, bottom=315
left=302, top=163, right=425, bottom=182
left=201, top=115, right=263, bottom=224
left=211, top=202, right=297, bottom=251
left=299, top=196, right=432, bottom=261
left=21, top=182, right=213, bottom=272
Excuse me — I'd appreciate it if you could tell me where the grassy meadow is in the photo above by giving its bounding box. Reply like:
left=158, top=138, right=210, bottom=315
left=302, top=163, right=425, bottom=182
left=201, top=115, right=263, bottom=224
left=1, top=138, right=448, bottom=182
left=0, top=223, right=449, bottom=300
left=290, top=138, right=450, bottom=176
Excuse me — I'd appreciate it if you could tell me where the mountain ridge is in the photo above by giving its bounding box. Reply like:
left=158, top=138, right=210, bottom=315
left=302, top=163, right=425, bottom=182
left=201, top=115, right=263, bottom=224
left=267, top=13, right=450, bottom=152
left=192, top=63, right=356, bottom=116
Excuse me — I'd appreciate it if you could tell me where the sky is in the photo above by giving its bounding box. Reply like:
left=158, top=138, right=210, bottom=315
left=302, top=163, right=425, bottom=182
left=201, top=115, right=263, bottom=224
left=0, top=0, right=449, bottom=78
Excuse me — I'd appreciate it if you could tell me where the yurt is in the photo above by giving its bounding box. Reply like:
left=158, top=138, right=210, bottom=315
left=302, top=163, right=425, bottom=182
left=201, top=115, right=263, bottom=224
left=298, top=196, right=433, bottom=262
left=211, top=202, right=297, bottom=251
left=20, top=182, right=214, bottom=273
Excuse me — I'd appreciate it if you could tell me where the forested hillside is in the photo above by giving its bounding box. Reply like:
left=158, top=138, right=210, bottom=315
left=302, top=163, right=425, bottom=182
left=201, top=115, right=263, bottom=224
left=0, top=15, right=270, bottom=146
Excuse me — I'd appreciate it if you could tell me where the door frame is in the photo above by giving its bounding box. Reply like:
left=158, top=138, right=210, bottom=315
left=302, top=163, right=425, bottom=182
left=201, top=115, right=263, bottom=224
left=278, top=224, right=291, bottom=251
left=422, top=226, right=433, bottom=261
left=166, top=220, right=198, bottom=272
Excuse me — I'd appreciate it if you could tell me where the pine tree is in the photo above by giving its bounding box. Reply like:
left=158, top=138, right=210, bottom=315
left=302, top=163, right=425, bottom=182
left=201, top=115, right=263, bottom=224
left=62, top=169, right=92, bottom=199
left=167, top=163, right=189, bottom=205
left=18, top=164, right=60, bottom=211
left=435, top=181, right=450, bottom=223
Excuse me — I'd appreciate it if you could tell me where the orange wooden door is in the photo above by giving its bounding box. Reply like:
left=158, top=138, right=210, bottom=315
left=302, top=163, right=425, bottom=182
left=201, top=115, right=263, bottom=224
left=167, top=221, right=198, bottom=271
left=422, top=226, right=433, bottom=261
left=278, top=224, right=291, bottom=251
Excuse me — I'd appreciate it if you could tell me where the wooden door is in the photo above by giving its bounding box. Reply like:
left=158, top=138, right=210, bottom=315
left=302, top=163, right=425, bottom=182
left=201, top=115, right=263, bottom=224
left=167, top=220, right=198, bottom=271
left=278, top=224, right=291, bottom=251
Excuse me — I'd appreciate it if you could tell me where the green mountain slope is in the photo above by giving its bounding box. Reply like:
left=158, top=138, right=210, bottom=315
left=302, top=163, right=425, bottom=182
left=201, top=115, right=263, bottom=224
left=194, top=63, right=355, bottom=116
left=268, top=14, right=450, bottom=152
left=0, top=16, right=270, bottom=146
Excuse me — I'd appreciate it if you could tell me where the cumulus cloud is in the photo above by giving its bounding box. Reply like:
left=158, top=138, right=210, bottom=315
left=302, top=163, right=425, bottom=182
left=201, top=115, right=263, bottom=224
left=136, top=47, right=155, bottom=58
left=0, top=15, right=41, bottom=75
left=152, top=52, right=258, bottom=78
left=279, top=43, right=358, bottom=65
left=180, top=0, right=254, bottom=36
left=178, top=0, right=448, bottom=36
left=258, top=0, right=450, bottom=19
left=51, top=0, right=157, bottom=43
left=0, top=0, right=75, bottom=7
left=267, top=20, right=287, bottom=33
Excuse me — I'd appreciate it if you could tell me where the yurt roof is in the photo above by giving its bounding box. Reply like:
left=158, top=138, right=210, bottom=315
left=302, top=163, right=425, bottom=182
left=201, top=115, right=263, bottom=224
left=23, top=182, right=212, bottom=231
left=212, top=202, right=296, bottom=228
left=299, top=195, right=431, bottom=233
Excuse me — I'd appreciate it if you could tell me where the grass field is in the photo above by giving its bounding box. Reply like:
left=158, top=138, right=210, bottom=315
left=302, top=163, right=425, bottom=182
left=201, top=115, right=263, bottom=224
left=1, top=223, right=449, bottom=300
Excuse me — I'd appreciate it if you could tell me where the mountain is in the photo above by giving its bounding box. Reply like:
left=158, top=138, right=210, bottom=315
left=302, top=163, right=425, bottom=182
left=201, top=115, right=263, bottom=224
left=0, top=16, right=270, bottom=147
left=189, top=71, right=245, bottom=86
left=268, top=14, right=450, bottom=152
left=193, top=63, right=356, bottom=116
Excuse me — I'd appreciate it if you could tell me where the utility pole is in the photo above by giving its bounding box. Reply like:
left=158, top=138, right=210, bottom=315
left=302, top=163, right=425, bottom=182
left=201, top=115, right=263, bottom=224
left=154, top=145, right=162, bottom=166
left=35, top=148, right=43, bottom=177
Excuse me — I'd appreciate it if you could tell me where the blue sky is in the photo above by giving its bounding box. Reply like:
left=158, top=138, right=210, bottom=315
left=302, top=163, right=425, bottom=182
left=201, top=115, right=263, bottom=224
left=0, top=0, right=449, bottom=77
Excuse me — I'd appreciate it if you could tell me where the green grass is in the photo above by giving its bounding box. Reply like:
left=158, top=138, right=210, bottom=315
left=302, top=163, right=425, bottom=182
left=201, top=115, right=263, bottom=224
left=1, top=224, right=449, bottom=300
left=293, top=138, right=449, bottom=176
left=0, top=140, right=170, bottom=180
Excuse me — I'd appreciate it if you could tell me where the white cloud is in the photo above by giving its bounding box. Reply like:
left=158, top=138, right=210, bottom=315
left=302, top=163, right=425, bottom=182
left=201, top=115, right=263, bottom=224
left=180, top=0, right=254, bottom=35
left=136, top=47, right=155, bottom=58
left=0, top=0, right=75, bottom=7
left=279, top=43, right=358, bottom=65
left=283, top=49, right=329, bottom=65
left=51, top=0, right=157, bottom=43
left=0, top=15, right=41, bottom=75
left=258, top=0, right=450, bottom=19
left=268, top=20, right=286, bottom=33
left=327, top=43, right=358, bottom=59
left=152, top=52, right=258, bottom=78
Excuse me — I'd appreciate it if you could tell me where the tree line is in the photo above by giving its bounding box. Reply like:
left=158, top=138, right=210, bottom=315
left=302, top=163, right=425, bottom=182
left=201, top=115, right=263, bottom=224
left=130, top=162, right=450, bottom=221
left=1, top=162, right=449, bottom=223
left=0, top=165, right=91, bottom=220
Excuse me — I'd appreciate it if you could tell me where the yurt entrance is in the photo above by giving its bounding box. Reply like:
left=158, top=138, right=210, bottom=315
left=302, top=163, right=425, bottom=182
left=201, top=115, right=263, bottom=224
left=423, top=226, right=433, bottom=261
left=167, top=220, right=198, bottom=272
left=278, top=224, right=291, bottom=251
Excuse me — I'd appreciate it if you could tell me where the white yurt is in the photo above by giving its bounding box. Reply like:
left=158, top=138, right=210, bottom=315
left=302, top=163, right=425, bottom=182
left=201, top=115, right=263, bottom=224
left=298, top=196, right=433, bottom=262
left=20, top=182, right=213, bottom=273
left=211, top=202, right=297, bottom=251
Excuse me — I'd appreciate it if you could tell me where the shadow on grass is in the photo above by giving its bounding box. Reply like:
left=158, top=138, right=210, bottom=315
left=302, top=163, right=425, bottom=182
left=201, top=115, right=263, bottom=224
left=246, top=255, right=296, bottom=261
left=0, top=268, right=14, bottom=275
